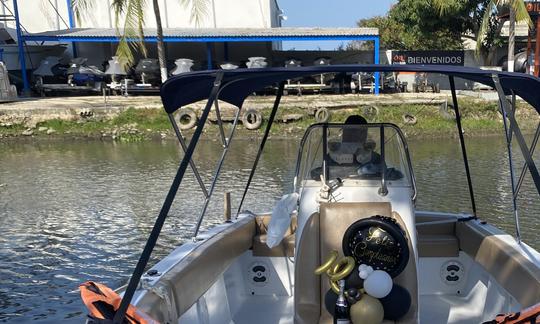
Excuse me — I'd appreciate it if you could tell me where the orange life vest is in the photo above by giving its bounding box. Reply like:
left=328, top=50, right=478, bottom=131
left=80, top=281, right=159, bottom=324
left=484, top=301, right=540, bottom=324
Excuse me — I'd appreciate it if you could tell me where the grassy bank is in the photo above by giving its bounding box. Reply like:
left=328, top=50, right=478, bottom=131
left=0, top=98, right=537, bottom=141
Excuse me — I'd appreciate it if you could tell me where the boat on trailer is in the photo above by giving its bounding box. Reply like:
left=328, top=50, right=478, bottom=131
left=81, top=65, right=540, bottom=324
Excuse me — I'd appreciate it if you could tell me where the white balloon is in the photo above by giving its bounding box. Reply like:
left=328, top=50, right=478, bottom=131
left=364, top=270, right=393, bottom=298
left=359, top=270, right=369, bottom=279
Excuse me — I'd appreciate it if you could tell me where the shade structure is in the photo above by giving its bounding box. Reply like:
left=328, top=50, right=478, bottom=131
left=160, top=64, right=540, bottom=114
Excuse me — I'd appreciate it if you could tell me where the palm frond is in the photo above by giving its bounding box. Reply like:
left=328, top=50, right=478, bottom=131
left=432, top=0, right=460, bottom=16
left=510, top=0, right=533, bottom=26
left=476, top=1, right=496, bottom=54
left=71, top=0, right=94, bottom=24
left=180, top=0, right=210, bottom=27
left=112, top=0, right=148, bottom=67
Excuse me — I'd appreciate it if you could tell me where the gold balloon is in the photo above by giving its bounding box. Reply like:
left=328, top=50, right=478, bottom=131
left=314, top=250, right=356, bottom=294
left=350, top=294, right=384, bottom=324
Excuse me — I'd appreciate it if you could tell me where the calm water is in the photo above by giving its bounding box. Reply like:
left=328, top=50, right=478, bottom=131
left=0, top=135, right=539, bottom=323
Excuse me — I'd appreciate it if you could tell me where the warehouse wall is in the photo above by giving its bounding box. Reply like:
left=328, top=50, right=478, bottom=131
left=5, top=0, right=281, bottom=32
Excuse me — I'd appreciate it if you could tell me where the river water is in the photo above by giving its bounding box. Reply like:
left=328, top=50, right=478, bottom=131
left=0, top=135, right=539, bottom=323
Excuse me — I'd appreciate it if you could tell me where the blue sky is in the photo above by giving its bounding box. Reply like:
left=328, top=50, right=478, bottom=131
left=278, top=0, right=396, bottom=50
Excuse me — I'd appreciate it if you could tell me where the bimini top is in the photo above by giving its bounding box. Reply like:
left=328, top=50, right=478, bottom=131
left=160, top=64, right=540, bottom=114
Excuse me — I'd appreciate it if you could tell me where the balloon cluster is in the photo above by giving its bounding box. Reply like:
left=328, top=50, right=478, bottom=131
left=316, top=250, right=411, bottom=324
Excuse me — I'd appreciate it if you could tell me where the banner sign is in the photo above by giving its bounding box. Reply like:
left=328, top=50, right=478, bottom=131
left=392, top=51, right=465, bottom=66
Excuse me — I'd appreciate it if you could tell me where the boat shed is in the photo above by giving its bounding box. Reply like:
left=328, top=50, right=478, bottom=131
left=19, top=27, right=380, bottom=94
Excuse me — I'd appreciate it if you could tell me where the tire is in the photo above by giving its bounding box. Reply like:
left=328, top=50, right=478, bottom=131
left=242, top=109, right=263, bottom=130
left=402, top=113, right=417, bottom=125
left=314, top=107, right=330, bottom=123
left=175, top=107, right=198, bottom=130
left=362, top=105, right=379, bottom=119
left=439, top=103, right=456, bottom=120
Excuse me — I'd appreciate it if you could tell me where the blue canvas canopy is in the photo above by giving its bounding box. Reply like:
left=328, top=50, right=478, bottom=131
left=160, top=64, right=540, bottom=114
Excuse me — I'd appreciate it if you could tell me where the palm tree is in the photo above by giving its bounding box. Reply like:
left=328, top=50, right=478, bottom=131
left=434, top=0, right=531, bottom=69
left=72, top=0, right=208, bottom=82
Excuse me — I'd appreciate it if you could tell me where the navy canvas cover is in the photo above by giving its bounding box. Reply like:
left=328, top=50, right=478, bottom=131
left=160, top=64, right=540, bottom=114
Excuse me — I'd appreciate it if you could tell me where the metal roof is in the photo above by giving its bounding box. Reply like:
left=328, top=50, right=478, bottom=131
left=22, top=27, right=379, bottom=43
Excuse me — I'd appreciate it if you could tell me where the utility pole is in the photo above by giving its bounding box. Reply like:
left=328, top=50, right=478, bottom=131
left=535, top=15, right=540, bottom=76
left=508, top=8, right=516, bottom=72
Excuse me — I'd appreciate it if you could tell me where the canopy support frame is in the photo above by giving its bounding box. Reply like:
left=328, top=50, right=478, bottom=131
left=492, top=73, right=540, bottom=242
left=236, top=82, right=285, bottom=216
left=449, top=76, right=477, bottom=217
left=168, top=114, right=209, bottom=198
left=113, top=72, right=224, bottom=324
left=498, top=89, right=521, bottom=242
left=515, top=122, right=540, bottom=198
left=192, top=101, right=242, bottom=238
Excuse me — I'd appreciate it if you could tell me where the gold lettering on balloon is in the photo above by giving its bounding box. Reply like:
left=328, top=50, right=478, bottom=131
left=365, top=227, right=395, bottom=247
left=355, top=226, right=399, bottom=266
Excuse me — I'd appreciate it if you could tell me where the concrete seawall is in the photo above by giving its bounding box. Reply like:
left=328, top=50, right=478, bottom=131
left=0, top=93, right=458, bottom=127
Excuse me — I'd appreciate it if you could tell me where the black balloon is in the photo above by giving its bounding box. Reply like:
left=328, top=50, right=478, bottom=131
left=324, top=289, right=338, bottom=317
left=380, top=284, right=411, bottom=320
left=346, top=288, right=361, bottom=304
left=344, top=267, right=364, bottom=289
left=343, top=216, right=410, bottom=278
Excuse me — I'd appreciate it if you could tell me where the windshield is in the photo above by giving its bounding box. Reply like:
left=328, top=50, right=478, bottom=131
left=295, top=123, right=414, bottom=189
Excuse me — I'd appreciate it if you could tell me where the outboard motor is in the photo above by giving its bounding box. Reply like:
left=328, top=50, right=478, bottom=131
left=170, top=58, right=194, bottom=75
left=135, top=58, right=160, bottom=85
left=284, top=58, right=302, bottom=68
left=313, top=57, right=333, bottom=85
left=220, top=62, right=239, bottom=70
left=246, top=57, right=267, bottom=68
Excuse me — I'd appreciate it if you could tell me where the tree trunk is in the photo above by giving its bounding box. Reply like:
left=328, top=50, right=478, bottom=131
left=508, top=7, right=516, bottom=72
left=152, top=0, right=168, bottom=82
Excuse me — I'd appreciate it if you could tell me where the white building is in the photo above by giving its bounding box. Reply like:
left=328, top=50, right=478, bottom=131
left=0, top=0, right=285, bottom=69
left=5, top=0, right=283, bottom=31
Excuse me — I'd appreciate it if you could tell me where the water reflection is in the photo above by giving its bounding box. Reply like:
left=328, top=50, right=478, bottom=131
left=0, top=136, right=538, bottom=322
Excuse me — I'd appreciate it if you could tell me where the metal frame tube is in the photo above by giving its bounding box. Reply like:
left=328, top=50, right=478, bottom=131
left=498, top=90, right=521, bottom=242
left=214, top=99, right=227, bottom=147
left=206, top=43, right=213, bottom=70
left=12, top=0, right=29, bottom=94
left=168, top=113, right=209, bottom=198
left=379, top=125, right=388, bottom=196
left=374, top=36, right=380, bottom=95
left=322, top=124, right=329, bottom=181
left=113, top=72, right=224, bottom=324
left=236, top=83, right=285, bottom=216
left=516, top=122, right=540, bottom=196
left=192, top=104, right=242, bottom=238
left=65, top=0, right=77, bottom=57
left=449, top=76, right=477, bottom=216
left=492, top=74, right=540, bottom=198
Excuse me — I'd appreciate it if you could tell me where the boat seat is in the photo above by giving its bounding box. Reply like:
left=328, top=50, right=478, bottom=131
left=294, top=202, right=418, bottom=324
left=146, top=216, right=256, bottom=320
left=416, top=214, right=460, bottom=257
left=252, top=215, right=296, bottom=257
left=457, top=221, right=540, bottom=308
left=417, top=235, right=459, bottom=257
